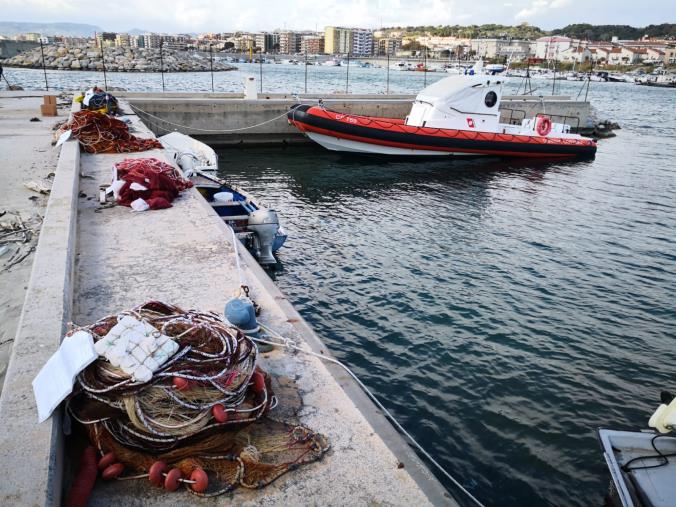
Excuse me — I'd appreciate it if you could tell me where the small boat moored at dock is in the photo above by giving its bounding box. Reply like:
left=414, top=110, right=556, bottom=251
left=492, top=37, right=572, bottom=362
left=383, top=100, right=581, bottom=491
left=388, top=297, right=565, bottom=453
left=287, top=64, right=597, bottom=159
left=159, top=132, right=287, bottom=265
left=598, top=391, right=676, bottom=507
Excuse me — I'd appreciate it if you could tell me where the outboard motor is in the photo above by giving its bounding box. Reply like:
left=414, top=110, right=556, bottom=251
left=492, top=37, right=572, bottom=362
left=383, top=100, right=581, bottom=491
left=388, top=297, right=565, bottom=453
left=248, top=209, right=280, bottom=265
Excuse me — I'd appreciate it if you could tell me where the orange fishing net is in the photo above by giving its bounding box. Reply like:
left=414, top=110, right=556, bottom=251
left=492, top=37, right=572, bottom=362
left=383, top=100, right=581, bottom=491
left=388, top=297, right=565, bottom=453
left=59, top=110, right=162, bottom=154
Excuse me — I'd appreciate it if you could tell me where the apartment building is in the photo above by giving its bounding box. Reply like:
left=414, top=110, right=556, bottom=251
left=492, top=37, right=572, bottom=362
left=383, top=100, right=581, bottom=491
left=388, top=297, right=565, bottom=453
left=279, top=31, right=302, bottom=54
left=351, top=28, right=373, bottom=56
left=377, top=37, right=402, bottom=56
left=301, top=35, right=324, bottom=55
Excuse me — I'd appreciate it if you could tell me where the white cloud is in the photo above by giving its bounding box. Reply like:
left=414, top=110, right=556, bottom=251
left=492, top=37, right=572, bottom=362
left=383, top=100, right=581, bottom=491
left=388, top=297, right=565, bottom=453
left=514, top=0, right=571, bottom=20
left=0, top=0, right=672, bottom=32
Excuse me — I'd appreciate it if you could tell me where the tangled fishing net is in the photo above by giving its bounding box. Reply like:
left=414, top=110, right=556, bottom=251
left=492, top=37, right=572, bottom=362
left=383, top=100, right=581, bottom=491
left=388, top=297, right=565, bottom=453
left=112, top=158, right=193, bottom=210
left=66, top=301, right=329, bottom=499
left=58, top=110, right=162, bottom=154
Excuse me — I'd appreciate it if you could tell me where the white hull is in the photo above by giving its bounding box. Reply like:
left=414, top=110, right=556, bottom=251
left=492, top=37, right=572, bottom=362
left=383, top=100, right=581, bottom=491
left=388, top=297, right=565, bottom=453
left=306, top=132, right=480, bottom=156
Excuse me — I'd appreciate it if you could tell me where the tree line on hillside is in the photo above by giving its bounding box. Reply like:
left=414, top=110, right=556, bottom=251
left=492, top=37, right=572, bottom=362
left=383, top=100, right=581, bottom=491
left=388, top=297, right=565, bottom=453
left=550, top=23, right=676, bottom=41
left=383, top=23, right=675, bottom=41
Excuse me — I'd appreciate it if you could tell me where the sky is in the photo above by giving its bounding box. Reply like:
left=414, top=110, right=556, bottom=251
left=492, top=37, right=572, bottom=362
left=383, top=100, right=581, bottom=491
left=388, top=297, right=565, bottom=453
left=0, top=0, right=674, bottom=34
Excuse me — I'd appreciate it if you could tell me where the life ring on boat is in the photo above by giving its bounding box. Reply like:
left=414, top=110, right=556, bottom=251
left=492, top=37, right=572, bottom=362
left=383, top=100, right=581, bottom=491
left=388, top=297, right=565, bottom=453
left=536, top=116, right=552, bottom=136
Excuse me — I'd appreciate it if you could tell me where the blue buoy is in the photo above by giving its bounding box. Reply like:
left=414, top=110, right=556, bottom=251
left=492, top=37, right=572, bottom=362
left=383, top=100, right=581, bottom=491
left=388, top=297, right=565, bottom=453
left=224, top=298, right=259, bottom=335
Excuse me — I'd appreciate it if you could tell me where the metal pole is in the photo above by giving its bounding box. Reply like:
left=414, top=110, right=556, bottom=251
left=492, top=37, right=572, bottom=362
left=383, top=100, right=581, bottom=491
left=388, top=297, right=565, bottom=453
left=345, top=52, right=350, bottom=94
left=584, top=58, right=592, bottom=102
left=386, top=52, right=390, bottom=94
left=209, top=43, right=214, bottom=92
left=160, top=40, right=165, bottom=92
left=423, top=47, right=427, bottom=87
left=259, top=54, right=263, bottom=93
left=39, top=40, right=48, bottom=91
left=551, top=47, right=558, bottom=95
left=100, top=43, right=107, bottom=90
left=304, top=49, right=308, bottom=94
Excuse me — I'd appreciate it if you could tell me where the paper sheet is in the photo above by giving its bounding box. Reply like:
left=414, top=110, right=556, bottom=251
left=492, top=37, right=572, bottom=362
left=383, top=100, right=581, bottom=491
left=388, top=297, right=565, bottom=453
left=32, top=330, right=98, bottom=423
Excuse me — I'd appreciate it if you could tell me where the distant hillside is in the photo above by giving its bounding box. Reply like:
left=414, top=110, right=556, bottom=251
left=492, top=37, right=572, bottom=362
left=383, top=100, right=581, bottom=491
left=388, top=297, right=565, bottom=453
left=551, top=23, right=676, bottom=41
left=387, top=24, right=546, bottom=40
left=383, top=23, right=676, bottom=41
left=0, top=21, right=101, bottom=37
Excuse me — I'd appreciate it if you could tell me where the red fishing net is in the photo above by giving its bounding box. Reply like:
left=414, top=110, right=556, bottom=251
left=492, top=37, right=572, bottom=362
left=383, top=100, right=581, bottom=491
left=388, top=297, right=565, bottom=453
left=113, top=158, right=193, bottom=209
left=60, top=110, right=162, bottom=154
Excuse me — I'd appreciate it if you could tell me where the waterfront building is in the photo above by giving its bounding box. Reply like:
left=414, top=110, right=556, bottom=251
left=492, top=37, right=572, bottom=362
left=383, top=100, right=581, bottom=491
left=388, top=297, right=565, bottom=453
left=142, top=33, right=162, bottom=49
left=324, top=26, right=352, bottom=54
left=255, top=32, right=280, bottom=53
left=115, top=33, right=130, bottom=48
left=279, top=31, right=302, bottom=54
left=645, top=47, right=665, bottom=64
left=96, top=32, right=117, bottom=48
left=377, top=37, right=402, bottom=56
left=129, top=35, right=144, bottom=48
left=620, top=46, right=646, bottom=64
left=351, top=28, right=373, bottom=56
left=60, top=36, right=89, bottom=48
left=301, top=35, right=324, bottom=55
left=535, top=36, right=573, bottom=60
left=231, top=34, right=255, bottom=51
left=338, top=28, right=351, bottom=54
left=324, top=26, right=340, bottom=54
left=558, top=46, right=593, bottom=64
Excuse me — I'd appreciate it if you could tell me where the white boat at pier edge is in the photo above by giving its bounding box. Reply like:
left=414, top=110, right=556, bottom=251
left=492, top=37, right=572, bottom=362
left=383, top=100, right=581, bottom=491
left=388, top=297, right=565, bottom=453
left=288, top=60, right=597, bottom=158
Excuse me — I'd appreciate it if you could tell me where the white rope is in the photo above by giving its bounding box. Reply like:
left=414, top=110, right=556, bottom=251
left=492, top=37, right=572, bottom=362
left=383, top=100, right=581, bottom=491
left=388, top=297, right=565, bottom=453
left=129, top=103, right=298, bottom=133
left=229, top=226, right=246, bottom=288
left=254, top=324, right=485, bottom=507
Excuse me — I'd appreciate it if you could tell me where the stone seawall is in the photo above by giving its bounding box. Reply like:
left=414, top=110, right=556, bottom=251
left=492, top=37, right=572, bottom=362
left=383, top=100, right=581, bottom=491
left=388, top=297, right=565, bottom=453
left=2, top=44, right=237, bottom=73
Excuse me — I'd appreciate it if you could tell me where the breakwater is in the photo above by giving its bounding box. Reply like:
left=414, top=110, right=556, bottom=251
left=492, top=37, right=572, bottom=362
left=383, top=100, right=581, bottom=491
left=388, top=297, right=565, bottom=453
left=2, top=44, right=237, bottom=72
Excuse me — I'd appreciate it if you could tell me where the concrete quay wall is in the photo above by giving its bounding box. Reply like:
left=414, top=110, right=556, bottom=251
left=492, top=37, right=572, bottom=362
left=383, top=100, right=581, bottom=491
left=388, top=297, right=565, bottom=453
left=121, top=92, right=592, bottom=145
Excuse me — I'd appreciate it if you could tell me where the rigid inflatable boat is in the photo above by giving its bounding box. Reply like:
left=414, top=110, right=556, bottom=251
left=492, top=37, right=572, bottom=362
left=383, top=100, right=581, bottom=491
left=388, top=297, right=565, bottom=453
left=287, top=68, right=597, bottom=158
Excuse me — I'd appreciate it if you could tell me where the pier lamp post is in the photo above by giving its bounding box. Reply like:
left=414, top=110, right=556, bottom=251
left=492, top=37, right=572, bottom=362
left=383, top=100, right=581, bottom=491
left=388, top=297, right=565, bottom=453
left=209, top=43, right=214, bottom=93
left=304, top=49, right=308, bottom=94
left=386, top=53, right=390, bottom=94
left=39, top=39, right=48, bottom=91
left=345, top=52, right=350, bottom=94
left=160, top=40, right=165, bottom=92
left=423, top=47, right=427, bottom=87
left=99, top=42, right=108, bottom=90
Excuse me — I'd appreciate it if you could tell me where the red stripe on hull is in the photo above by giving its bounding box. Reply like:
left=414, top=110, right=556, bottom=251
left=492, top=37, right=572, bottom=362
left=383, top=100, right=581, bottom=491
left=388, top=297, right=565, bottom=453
left=294, top=121, right=578, bottom=158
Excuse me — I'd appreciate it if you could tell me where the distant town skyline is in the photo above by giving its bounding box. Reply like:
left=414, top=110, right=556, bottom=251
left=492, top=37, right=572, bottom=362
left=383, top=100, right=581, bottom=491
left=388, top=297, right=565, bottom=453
left=0, top=0, right=674, bottom=34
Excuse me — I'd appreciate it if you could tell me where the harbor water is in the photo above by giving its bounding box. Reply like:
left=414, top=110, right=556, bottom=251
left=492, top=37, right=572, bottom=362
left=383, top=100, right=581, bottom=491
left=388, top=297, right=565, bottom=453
left=9, top=64, right=676, bottom=506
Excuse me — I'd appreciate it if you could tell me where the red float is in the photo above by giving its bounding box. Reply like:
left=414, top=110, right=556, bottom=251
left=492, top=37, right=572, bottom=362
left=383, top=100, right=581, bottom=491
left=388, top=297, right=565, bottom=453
left=164, top=468, right=183, bottom=491
left=189, top=468, right=209, bottom=493
left=148, top=461, right=168, bottom=487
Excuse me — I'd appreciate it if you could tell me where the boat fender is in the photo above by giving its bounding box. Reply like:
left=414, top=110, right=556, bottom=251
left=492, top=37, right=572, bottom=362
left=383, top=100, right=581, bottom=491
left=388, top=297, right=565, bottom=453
left=536, top=116, right=552, bottom=136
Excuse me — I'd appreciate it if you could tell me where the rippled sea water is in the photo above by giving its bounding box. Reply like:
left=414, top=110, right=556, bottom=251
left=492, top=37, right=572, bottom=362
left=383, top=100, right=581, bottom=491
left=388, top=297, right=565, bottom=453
left=10, top=64, right=676, bottom=506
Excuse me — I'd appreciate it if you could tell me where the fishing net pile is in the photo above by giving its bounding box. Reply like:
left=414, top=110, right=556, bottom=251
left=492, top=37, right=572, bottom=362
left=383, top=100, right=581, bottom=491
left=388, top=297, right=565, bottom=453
left=66, top=301, right=329, bottom=499
left=111, top=158, right=193, bottom=210
left=58, top=110, right=162, bottom=154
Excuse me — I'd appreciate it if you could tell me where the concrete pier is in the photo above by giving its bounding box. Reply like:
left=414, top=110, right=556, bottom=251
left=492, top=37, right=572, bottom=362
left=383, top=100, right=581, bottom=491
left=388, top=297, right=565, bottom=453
left=0, top=93, right=458, bottom=506
left=121, top=91, right=593, bottom=146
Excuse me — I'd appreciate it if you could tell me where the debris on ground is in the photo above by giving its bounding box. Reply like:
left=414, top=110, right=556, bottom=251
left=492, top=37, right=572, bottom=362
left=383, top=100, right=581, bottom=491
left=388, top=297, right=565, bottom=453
left=23, top=180, right=51, bottom=195
left=0, top=211, right=42, bottom=271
